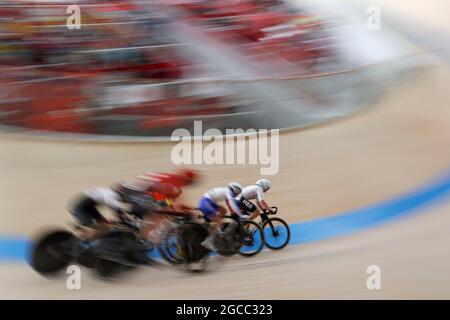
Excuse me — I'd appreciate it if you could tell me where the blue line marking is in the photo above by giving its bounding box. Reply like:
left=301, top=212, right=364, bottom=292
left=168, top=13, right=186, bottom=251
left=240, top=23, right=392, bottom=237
left=0, top=236, right=29, bottom=262
left=2, top=170, right=450, bottom=263
left=292, top=170, right=450, bottom=244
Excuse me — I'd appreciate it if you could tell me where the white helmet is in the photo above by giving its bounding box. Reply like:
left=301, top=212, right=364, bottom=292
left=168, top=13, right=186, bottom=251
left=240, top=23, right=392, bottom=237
left=228, top=182, right=243, bottom=195
left=255, top=178, right=271, bottom=192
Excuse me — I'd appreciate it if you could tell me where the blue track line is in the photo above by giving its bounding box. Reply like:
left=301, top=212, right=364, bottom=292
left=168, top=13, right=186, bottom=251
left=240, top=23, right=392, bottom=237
left=2, top=170, right=450, bottom=262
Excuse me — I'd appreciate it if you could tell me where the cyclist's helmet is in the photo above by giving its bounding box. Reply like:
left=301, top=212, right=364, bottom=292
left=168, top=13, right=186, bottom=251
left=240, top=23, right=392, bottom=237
left=228, top=182, right=243, bottom=196
left=255, top=178, right=271, bottom=192
left=178, top=168, right=200, bottom=185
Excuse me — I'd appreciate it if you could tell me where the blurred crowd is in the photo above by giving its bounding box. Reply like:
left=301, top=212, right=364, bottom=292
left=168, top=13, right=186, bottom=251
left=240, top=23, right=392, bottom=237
left=171, top=0, right=338, bottom=71
left=0, top=0, right=339, bottom=136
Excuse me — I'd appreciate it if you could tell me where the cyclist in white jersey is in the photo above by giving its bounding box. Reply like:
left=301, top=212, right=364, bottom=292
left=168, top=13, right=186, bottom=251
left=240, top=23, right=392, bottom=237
left=235, top=178, right=272, bottom=220
left=198, top=182, right=244, bottom=250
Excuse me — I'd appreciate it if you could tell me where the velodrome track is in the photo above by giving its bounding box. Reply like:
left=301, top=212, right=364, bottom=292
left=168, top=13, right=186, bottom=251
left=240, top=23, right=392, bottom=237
left=1, top=0, right=450, bottom=298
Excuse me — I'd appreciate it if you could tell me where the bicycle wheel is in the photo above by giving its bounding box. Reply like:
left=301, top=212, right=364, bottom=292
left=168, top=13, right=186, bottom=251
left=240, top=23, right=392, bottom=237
left=238, top=220, right=264, bottom=257
left=30, top=230, right=75, bottom=275
left=95, top=258, right=124, bottom=279
left=158, top=229, right=187, bottom=265
left=261, top=217, right=290, bottom=250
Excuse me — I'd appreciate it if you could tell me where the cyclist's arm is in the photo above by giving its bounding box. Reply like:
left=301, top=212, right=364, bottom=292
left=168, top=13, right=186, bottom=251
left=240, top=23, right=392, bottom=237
left=256, top=189, right=270, bottom=212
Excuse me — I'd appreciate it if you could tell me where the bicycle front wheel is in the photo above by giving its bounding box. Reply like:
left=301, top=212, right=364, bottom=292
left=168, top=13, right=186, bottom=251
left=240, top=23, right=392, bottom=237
left=262, top=217, right=290, bottom=250
left=238, top=220, right=264, bottom=257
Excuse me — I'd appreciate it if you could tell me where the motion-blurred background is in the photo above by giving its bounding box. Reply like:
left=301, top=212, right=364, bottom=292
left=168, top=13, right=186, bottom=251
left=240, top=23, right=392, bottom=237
left=0, top=0, right=411, bottom=137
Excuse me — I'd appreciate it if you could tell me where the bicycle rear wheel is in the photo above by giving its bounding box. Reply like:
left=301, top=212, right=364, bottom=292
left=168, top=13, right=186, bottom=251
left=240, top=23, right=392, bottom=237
left=238, top=220, right=264, bottom=257
left=262, top=217, right=290, bottom=250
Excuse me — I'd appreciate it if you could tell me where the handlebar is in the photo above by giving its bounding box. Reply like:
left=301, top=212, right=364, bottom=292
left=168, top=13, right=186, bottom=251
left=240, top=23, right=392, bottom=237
left=269, top=206, right=278, bottom=215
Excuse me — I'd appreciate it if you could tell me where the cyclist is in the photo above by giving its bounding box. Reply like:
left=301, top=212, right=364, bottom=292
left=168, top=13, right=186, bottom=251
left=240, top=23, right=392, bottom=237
left=198, top=182, right=245, bottom=251
left=235, top=178, right=272, bottom=220
left=69, top=168, right=200, bottom=240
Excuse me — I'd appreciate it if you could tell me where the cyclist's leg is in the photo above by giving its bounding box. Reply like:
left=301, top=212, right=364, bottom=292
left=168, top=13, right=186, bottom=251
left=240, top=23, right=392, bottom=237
left=209, top=205, right=226, bottom=232
left=198, top=197, right=223, bottom=250
left=249, top=207, right=260, bottom=221
left=121, top=189, right=162, bottom=241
